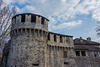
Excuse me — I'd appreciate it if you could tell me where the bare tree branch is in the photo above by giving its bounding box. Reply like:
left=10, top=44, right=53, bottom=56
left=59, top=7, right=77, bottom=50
left=0, top=0, right=17, bottom=44
left=96, top=21, right=100, bottom=36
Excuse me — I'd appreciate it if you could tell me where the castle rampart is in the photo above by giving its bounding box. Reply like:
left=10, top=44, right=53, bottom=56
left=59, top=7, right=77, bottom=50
left=47, top=32, right=74, bottom=48
left=12, top=13, right=49, bottom=31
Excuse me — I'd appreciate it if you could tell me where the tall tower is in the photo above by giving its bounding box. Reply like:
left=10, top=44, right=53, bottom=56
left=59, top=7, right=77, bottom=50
left=7, top=13, right=49, bottom=67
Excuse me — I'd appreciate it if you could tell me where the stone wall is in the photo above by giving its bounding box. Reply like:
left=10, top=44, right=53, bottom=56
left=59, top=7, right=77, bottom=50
left=46, top=32, right=77, bottom=67
left=47, top=32, right=74, bottom=47
left=6, top=13, right=49, bottom=67
left=7, top=28, right=48, bottom=67
left=75, top=57, right=100, bottom=67
left=46, top=45, right=77, bottom=67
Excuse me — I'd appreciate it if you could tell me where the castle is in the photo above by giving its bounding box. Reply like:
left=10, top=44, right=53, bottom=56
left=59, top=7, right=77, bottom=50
left=0, top=13, right=100, bottom=67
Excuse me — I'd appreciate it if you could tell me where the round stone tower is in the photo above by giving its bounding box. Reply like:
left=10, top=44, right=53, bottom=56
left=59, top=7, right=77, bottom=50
left=7, top=13, right=49, bottom=67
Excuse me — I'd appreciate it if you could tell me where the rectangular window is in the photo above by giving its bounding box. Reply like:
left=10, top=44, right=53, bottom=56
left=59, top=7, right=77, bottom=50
left=31, top=15, right=36, bottom=22
left=27, top=28, right=30, bottom=33
left=32, top=63, right=39, bottom=66
left=76, top=51, right=80, bottom=56
left=60, top=36, right=62, bottom=42
left=94, top=54, right=97, bottom=57
left=54, top=34, right=56, bottom=42
left=81, top=51, right=86, bottom=56
left=64, top=62, right=69, bottom=64
left=41, top=17, right=44, bottom=24
left=64, top=51, right=67, bottom=58
left=21, top=15, right=25, bottom=22
left=48, top=33, right=50, bottom=40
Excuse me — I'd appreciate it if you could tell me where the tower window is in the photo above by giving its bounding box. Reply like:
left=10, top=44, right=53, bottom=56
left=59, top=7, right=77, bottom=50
left=54, top=34, right=56, bottom=42
left=21, top=14, right=25, bottom=22
left=81, top=51, right=86, bottom=56
left=94, top=54, right=97, bottom=57
left=64, top=51, right=67, bottom=58
left=41, top=17, right=44, bottom=24
left=19, top=29, right=21, bottom=33
left=76, top=51, right=80, bottom=56
left=48, top=33, right=50, bottom=40
left=64, top=62, right=69, bottom=64
left=31, top=15, right=36, bottom=22
left=27, top=28, right=30, bottom=33
left=32, top=63, right=39, bottom=66
left=60, top=36, right=62, bottom=42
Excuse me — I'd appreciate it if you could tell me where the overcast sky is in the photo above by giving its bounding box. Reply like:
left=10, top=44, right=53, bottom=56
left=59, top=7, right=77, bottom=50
left=4, top=0, right=100, bottom=42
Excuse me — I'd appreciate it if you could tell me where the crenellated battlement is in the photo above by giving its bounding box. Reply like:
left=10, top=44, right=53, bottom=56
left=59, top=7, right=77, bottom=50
left=11, top=28, right=48, bottom=41
left=12, top=13, right=49, bottom=24
left=11, top=13, right=49, bottom=31
left=47, top=32, right=74, bottom=48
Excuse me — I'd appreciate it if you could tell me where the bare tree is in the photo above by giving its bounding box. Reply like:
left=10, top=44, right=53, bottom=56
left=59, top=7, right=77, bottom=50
left=96, top=21, right=100, bottom=36
left=0, top=0, right=17, bottom=44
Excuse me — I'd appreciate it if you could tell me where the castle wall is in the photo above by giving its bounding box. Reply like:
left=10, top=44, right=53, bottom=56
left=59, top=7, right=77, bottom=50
left=46, top=32, right=77, bottom=67
left=6, top=13, right=49, bottom=67
left=74, top=47, right=100, bottom=67
left=47, top=32, right=74, bottom=47
left=7, top=28, right=48, bottom=67
left=46, top=45, right=77, bottom=67
left=75, top=57, right=100, bottom=67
